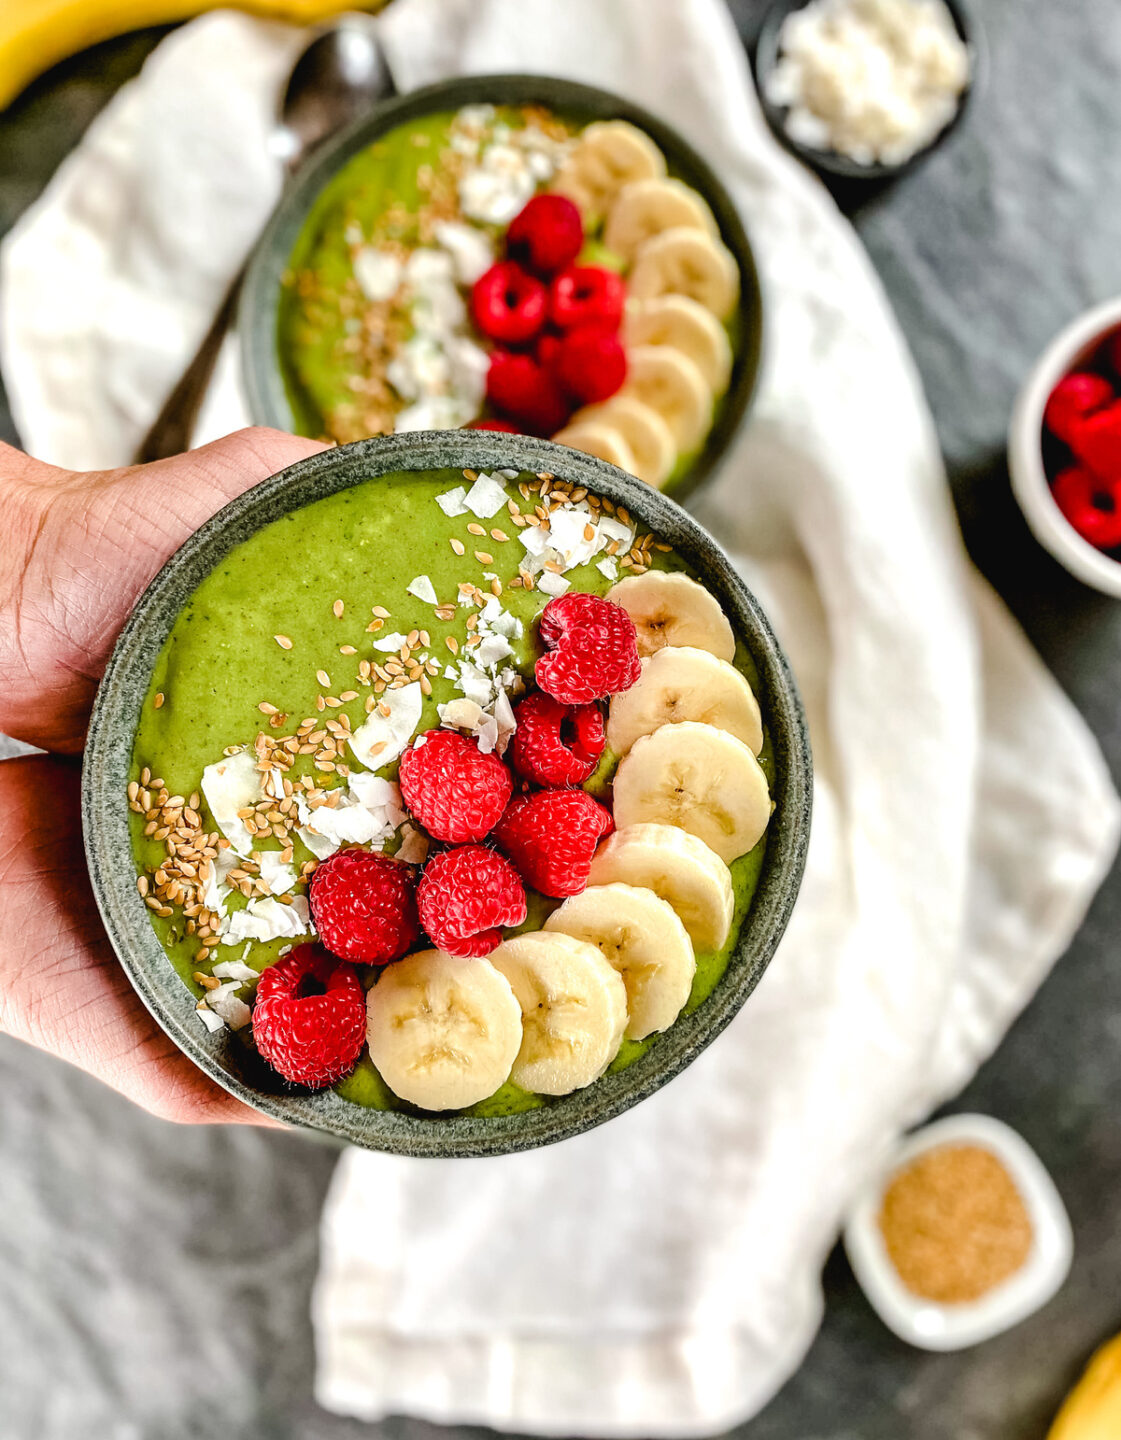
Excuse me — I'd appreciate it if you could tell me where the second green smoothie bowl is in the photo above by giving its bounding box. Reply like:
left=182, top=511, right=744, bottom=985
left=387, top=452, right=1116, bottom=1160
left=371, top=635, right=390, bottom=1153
left=83, top=432, right=809, bottom=1157
left=239, top=74, right=764, bottom=505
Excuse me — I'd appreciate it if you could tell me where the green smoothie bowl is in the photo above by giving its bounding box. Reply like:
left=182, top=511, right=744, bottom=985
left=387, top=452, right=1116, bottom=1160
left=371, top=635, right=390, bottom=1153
left=83, top=432, right=809, bottom=1157
left=239, top=74, right=764, bottom=505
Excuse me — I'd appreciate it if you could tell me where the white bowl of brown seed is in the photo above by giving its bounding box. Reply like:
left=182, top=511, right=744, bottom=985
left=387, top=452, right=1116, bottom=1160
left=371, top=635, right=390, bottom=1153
left=843, top=1112, right=1073, bottom=1350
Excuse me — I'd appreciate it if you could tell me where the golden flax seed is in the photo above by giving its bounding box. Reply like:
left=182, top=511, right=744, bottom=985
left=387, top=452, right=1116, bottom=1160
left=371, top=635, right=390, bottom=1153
left=274, top=634, right=293, bottom=649
left=333, top=599, right=345, bottom=617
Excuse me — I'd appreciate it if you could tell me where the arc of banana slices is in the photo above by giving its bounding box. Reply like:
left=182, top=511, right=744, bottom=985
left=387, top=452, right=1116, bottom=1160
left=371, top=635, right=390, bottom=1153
left=608, top=570, right=736, bottom=661
left=569, top=396, right=675, bottom=488
left=489, top=931, right=627, bottom=1095
left=604, top=177, right=717, bottom=262
left=587, top=823, right=734, bottom=953
left=545, top=882, right=696, bottom=1040
left=622, top=345, right=712, bottom=452
left=624, top=295, right=733, bottom=395
left=607, top=645, right=763, bottom=756
left=613, top=720, right=772, bottom=865
left=365, top=949, right=522, bottom=1111
left=629, top=226, right=740, bottom=321
left=552, top=421, right=637, bottom=475
left=552, top=120, right=666, bottom=222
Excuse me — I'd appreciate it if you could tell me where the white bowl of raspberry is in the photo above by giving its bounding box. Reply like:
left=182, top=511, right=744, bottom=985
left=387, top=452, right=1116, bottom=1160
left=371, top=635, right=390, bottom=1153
left=1009, top=295, right=1121, bottom=598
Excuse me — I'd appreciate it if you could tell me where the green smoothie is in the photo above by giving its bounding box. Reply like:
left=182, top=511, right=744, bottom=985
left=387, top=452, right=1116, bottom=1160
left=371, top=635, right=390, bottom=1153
left=130, top=468, right=770, bottom=1117
left=276, top=102, right=743, bottom=495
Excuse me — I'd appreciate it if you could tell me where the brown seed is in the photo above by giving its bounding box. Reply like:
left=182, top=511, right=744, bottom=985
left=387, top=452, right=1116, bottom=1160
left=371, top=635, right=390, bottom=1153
left=491, top=579, right=502, bottom=596
left=378, top=701, right=392, bottom=717
left=462, top=468, right=479, bottom=481
left=333, top=599, right=345, bottom=617
left=153, top=692, right=165, bottom=710
left=274, top=634, right=293, bottom=650
left=450, top=537, right=465, bottom=556
left=420, top=674, right=432, bottom=696
left=445, top=636, right=459, bottom=655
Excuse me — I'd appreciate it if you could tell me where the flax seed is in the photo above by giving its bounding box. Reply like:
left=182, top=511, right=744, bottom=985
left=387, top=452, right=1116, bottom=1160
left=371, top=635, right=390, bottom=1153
left=365, top=695, right=377, bottom=713
left=339, top=644, right=357, bottom=656
left=450, top=537, right=465, bottom=555
left=258, top=701, right=278, bottom=716
left=333, top=599, right=345, bottom=617
left=153, top=692, right=165, bottom=710
left=372, top=605, right=390, bottom=618
left=339, top=690, right=359, bottom=702
left=274, top=634, right=293, bottom=649
left=467, top=522, right=485, bottom=535
left=315, top=695, right=326, bottom=711
left=475, top=550, right=493, bottom=564
left=378, top=700, right=392, bottom=717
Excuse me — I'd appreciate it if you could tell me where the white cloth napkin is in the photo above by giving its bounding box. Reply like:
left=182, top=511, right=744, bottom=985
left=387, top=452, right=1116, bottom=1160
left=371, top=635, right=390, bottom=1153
left=3, top=1, right=1118, bottom=1433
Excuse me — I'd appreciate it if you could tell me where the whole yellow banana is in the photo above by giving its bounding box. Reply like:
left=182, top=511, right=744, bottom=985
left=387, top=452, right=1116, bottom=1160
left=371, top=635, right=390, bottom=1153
left=0, top=0, right=386, bottom=112
left=1048, top=1332, right=1121, bottom=1439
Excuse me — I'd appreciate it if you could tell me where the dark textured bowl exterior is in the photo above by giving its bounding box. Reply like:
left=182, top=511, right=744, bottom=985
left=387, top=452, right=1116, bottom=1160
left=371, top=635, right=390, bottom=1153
left=238, top=73, right=763, bottom=507
left=83, top=432, right=811, bottom=1158
left=753, top=0, right=983, bottom=183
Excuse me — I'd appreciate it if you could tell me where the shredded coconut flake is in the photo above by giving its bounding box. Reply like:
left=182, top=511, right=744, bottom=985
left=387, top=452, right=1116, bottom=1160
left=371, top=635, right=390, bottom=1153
left=436, top=486, right=469, bottom=517
left=407, top=575, right=438, bottom=604
left=348, top=680, right=424, bottom=770
left=463, top=473, right=509, bottom=518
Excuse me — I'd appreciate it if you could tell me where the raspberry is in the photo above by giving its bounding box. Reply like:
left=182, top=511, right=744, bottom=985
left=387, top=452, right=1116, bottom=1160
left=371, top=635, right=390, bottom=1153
left=536, top=593, right=641, bottom=704
left=466, top=418, right=520, bottom=432
left=309, top=849, right=419, bottom=964
left=417, top=845, right=527, bottom=957
left=399, top=728, right=513, bottom=843
left=495, top=789, right=614, bottom=898
left=1044, top=372, right=1113, bottom=446
left=510, top=694, right=605, bottom=786
left=553, top=327, right=627, bottom=404
left=471, top=261, right=547, bottom=344
left=252, top=944, right=366, bottom=1089
left=487, top=350, right=571, bottom=434
left=548, top=265, right=625, bottom=332
left=1070, top=400, right=1121, bottom=481
left=1052, top=466, right=1121, bottom=550
left=507, top=194, right=584, bottom=276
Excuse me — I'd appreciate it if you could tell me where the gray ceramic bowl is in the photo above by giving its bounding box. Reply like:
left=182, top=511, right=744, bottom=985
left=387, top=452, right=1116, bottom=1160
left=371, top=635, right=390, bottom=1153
left=238, top=73, right=764, bottom=505
left=83, top=432, right=810, bottom=1158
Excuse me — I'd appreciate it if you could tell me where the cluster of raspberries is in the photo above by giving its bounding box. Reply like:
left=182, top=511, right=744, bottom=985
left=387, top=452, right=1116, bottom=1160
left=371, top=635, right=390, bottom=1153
left=252, top=594, right=641, bottom=1088
left=464, top=194, right=629, bottom=437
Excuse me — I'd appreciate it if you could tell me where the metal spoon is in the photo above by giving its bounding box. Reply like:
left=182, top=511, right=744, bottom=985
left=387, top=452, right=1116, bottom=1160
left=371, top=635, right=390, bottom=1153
left=135, top=20, right=396, bottom=464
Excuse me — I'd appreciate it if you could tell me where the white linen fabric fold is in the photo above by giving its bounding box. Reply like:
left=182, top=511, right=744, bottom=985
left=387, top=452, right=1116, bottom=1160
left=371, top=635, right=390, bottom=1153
left=2, top=0, right=1117, bottom=1432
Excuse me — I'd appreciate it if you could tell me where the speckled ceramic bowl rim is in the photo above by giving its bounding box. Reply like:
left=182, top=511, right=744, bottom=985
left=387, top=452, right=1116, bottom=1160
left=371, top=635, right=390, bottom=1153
left=83, top=432, right=811, bottom=1158
left=753, top=0, right=984, bottom=183
left=237, top=72, right=764, bottom=506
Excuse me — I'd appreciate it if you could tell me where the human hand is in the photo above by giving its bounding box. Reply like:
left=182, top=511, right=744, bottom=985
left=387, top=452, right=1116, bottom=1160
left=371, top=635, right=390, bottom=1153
left=0, top=428, right=325, bottom=1124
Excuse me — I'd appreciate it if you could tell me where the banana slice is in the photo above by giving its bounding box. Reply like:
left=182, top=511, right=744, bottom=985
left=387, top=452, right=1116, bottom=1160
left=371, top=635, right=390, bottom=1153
left=366, top=949, right=522, bottom=1111
left=613, top=720, right=771, bottom=864
left=552, top=421, right=637, bottom=475
left=607, top=646, right=763, bottom=756
left=544, top=883, right=695, bottom=1040
left=604, top=178, right=717, bottom=261
left=570, top=396, right=675, bottom=488
left=608, top=570, right=736, bottom=661
left=587, top=823, right=734, bottom=952
left=624, top=295, right=733, bottom=394
left=629, top=227, right=740, bottom=320
left=552, top=120, right=666, bottom=221
left=489, top=931, right=627, bottom=1095
left=622, top=345, right=712, bottom=452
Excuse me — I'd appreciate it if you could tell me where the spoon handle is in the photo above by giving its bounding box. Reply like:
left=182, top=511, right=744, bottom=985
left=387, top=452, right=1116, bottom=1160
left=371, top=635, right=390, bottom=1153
left=133, top=263, right=246, bottom=464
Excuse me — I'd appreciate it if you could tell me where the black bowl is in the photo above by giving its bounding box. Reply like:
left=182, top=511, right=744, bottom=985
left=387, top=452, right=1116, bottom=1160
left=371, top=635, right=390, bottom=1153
left=83, top=432, right=811, bottom=1158
left=753, top=0, right=984, bottom=183
left=239, top=73, right=764, bottom=505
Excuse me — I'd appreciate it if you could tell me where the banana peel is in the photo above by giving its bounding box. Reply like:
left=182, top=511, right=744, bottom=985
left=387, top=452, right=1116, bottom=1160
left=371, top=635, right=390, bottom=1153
left=1049, top=1332, right=1121, bottom=1439
left=0, top=0, right=386, bottom=112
